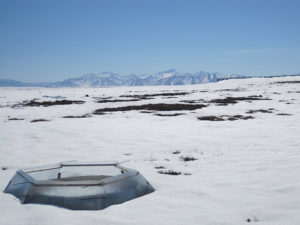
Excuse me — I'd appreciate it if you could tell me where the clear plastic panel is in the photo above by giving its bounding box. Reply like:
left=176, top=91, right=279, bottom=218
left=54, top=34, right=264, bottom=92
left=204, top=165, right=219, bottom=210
left=27, top=168, right=61, bottom=181
left=59, top=165, right=122, bottom=179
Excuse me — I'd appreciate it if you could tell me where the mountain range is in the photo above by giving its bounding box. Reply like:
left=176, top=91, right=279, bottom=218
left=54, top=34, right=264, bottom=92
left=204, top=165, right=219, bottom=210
left=0, top=69, right=246, bottom=87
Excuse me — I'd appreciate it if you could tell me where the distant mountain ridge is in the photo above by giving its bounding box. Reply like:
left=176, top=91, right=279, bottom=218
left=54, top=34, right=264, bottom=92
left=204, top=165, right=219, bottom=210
left=0, top=69, right=245, bottom=87
left=50, top=69, right=247, bottom=87
left=0, top=79, right=50, bottom=87
left=2, top=70, right=299, bottom=87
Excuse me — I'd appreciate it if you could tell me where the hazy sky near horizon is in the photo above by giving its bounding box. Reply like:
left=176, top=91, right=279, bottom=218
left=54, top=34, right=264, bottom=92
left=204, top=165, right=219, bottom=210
left=1, top=0, right=300, bottom=82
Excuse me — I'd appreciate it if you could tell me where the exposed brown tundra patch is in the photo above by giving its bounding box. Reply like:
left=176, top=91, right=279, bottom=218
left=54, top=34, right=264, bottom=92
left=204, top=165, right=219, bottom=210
left=246, top=109, right=274, bottom=114
left=198, top=115, right=254, bottom=121
left=8, top=117, right=25, bottom=121
left=158, top=170, right=182, bottom=175
left=154, top=113, right=185, bottom=117
left=120, top=92, right=190, bottom=100
left=155, top=166, right=165, bottom=169
left=277, top=113, right=292, bottom=116
left=62, top=114, right=91, bottom=118
left=93, top=103, right=207, bottom=114
left=172, top=150, right=181, bottom=154
left=274, top=81, right=300, bottom=84
left=31, top=119, right=50, bottom=122
left=207, top=95, right=271, bottom=106
left=16, top=99, right=85, bottom=107
left=197, top=116, right=225, bottom=121
left=180, top=156, right=198, bottom=161
left=96, top=98, right=141, bottom=103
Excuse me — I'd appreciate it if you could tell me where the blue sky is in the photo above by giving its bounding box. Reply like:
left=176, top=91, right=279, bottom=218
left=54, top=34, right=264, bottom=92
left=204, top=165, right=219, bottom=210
left=0, top=0, right=300, bottom=82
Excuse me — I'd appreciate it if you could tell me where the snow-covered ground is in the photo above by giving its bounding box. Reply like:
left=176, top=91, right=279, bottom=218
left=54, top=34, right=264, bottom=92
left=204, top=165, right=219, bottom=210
left=0, top=77, right=299, bottom=225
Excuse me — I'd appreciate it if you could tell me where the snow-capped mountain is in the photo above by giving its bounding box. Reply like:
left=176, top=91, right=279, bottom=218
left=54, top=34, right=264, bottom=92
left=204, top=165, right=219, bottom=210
left=49, top=69, right=244, bottom=87
left=0, top=70, right=246, bottom=87
left=50, top=72, right=123, bottom=87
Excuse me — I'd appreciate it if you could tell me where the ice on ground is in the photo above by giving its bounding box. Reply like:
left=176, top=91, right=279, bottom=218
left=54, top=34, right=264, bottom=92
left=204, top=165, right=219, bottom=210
left=0, top=76, right=300, bottom=225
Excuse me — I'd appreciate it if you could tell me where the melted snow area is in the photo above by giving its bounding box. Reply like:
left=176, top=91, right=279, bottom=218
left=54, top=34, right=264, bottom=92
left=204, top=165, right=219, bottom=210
left=0, top=77, right=300, bottom=225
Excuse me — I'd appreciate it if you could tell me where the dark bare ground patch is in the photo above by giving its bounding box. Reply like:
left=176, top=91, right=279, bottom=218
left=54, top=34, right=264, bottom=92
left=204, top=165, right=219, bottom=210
left=161, top=96, right=178, bottom=99
left=15, top=99, right=85, bottom=107
left=96, top=98, right=141, bottom=103
left=246, top=217, right=259, bottom=223
left=215, top=88, right=245, bottom=92
left=154, top=113, right=185, bottom=117
left=8, top=117, right=25, bottom=121
left=155, top=166, right=165, bottom=169
left=225, top=115, right=254, bottom=121
left=31, top=119, right=50, bottom=122
left=278, top=100, right=294, bottom=105
left=274, top=81, right=300, bottom=84
left=120, top=91, right=190, bottom=99
left=158, top=170, right=181, bottom=175
left=184, top=173, right=192, bottom=176
left=93, top=96, right=112, bottom=100
left=93, top=103, right=207, bottom=114
left=2, top=166, right=8, bottom=170
left=62, top=114, right=91, bottom=118
left=180, top=156, right=198, bottom=161
left=207, top=95, right=271, bottom=106
left=140, top=111, right=153, bottom=114
left=172, top=150, right=181, bottom=154
left=197, top=116, right=225, bottom=121
left=246, top=109, right=274, bottom=114
left=198, top=115, right=254, bottom=121
left=277, top=113, right=292, bottom=116
left=180, top=99, right=204, bottom=104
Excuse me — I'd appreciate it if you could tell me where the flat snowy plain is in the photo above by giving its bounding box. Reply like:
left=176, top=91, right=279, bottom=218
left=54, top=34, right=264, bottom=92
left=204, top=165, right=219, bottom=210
left=0, top=77, right=299, bottom=225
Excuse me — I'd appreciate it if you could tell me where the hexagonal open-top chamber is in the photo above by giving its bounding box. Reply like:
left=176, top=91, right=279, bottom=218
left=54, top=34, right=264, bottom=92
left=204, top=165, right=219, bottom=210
left=4, top=161, right=154, bottom=210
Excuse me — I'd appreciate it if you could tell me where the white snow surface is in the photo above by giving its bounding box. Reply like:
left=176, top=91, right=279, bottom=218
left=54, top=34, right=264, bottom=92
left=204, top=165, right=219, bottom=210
left=0, top=77, right=300, bottom=225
